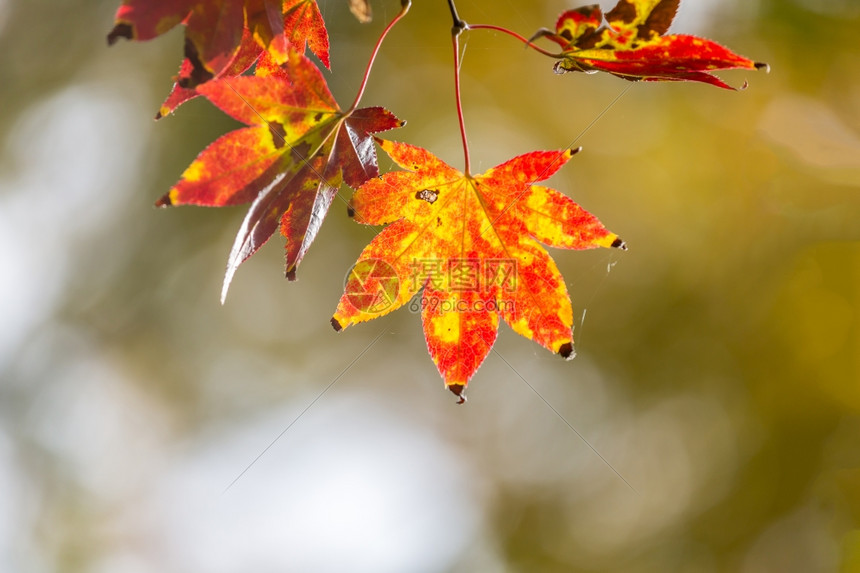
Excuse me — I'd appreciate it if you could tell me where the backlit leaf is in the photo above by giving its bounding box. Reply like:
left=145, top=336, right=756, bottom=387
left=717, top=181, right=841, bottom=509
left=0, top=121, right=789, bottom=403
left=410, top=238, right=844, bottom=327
left=276, top=0, right=330, bottom=68
left=107, top=0, right=331, bottom=87
left=157, top=52, right=403, bottom=299
left=332, top=140, right=625, bottom=401
left=156, top=27, right=263, bottom=119
left=540, top=0, right=768, bottom=89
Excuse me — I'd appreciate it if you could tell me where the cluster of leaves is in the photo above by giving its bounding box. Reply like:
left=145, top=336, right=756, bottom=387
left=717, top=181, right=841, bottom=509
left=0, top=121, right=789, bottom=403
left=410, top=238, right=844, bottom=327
left=108, top=0, right=766, bottom=402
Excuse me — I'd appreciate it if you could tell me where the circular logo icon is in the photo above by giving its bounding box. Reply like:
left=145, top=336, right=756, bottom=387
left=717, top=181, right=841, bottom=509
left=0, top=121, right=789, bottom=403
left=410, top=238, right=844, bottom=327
left=343, top=258, right=400, bottom=314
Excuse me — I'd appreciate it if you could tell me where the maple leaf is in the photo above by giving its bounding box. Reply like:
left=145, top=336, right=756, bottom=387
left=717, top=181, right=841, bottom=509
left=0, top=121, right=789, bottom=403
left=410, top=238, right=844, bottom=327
left=108, top=0, right=245, bottom=86
left=331, top=140, right=625, bottom=401
left=538, top=0, right=768, bottom=89
left=157, top=52, right=403, bottom=299
left=107, top=0, right=331, bottom=88
left=247, top=0, right=330, bottom=68
left=156, top=27, right=263, bottom=119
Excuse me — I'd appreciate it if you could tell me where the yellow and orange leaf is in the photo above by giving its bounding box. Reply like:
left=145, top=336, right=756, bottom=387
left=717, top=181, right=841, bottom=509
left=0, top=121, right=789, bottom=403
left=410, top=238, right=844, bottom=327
left=332, top=140, right=626, bottom=401
left=540, top=0, right=768, bottom=89
left=157, top=52, right=402, bottom=300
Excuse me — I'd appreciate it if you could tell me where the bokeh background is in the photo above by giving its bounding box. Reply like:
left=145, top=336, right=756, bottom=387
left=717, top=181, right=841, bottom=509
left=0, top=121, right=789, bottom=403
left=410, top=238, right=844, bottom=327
left=1, top=0, right=859, bottom=571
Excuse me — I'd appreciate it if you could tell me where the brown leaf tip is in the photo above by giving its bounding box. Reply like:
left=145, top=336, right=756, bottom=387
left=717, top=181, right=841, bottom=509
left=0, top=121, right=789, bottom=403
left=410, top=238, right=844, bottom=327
left=154, top=194, right=173, bottom=208
left=570, top=146, right=583, bottom=156
left=611, top=237, right=627, bottom=250
left=558, top=342, right=576, bottom=361
left=347, top=205, right=356, bottom=218
left=331, top=317, right=343, bottom=332
left=755, top=62, right=771, bottom=73
left=107, top=23, right=133, bottom=46
left=448, top=384, right=467, bottom=404
left=286, top=268, right=297, bottom=281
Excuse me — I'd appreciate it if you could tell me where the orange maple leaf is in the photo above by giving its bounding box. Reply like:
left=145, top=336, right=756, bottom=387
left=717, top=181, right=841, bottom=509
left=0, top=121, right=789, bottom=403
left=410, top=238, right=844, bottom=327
left=539, top=0, right=768, bottom=89
left=332, top=140, right=626, bottom=401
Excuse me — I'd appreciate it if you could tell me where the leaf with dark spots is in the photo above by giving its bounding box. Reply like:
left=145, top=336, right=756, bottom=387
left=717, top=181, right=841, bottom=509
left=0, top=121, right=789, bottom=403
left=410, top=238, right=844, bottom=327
left=605, top=0, right=640, bottom=28
left=107, top=0, right=194, bottom=44
left=158, top=51, right=402, bottom=300
left=634, top=0, right=679, bottom=37
left=108, top=0, right=245, bottom=82
left=416, top=189, right=438, bottom=204
left=332, top=140, right=624, bottom=396
left=184, top=0, right=245, bottom=81
left=540, top=0, right=768, bottom=89
left=109, top=0, right=332, bottom=88
left=269, top=121, right=287, bottom=148
left=156, top=28, right=262, bottom=119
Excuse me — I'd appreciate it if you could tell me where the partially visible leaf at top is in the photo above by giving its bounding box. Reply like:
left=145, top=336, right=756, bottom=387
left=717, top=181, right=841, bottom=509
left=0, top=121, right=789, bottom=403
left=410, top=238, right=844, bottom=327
left=249, top=0, right=330, bottom=68
left=157, top=27, right=262, bottom=119
left=539, top=0, right=768, bottom=89
left=107, top=0, right=194, bottom=44
left=332, top=140, right=625, bottom=401
left=157, top=52, right=403, bottom=300
left=107, top=0, right=331, bottom=89
left=108, top=0, right=246, bottom=87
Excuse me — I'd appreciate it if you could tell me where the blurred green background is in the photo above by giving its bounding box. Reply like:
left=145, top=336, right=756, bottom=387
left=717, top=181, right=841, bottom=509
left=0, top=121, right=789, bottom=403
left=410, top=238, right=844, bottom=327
left=1, top=0, right=859, bottom=571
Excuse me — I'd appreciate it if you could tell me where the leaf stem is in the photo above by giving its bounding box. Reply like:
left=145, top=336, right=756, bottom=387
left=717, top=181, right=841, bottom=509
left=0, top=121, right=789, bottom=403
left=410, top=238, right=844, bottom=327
left=452, top=28, right=471, bottom=176
left=347, top=0, right=411, bottom=113
left=446, top=0, right=465, bottom=29
left=447, top=0, right=470, bottom=175
left=467, top=24, right=564, bottom=58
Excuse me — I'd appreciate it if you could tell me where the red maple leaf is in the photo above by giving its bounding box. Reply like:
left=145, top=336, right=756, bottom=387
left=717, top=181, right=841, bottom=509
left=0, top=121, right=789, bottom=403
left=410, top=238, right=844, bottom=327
left=332, top=140, right=625, bottom=401
left=261, top=0, right=330, bottom=69
left=157, top=52, right=403, bottom=299
left=156, top=27, right=263, bottom=119
left=538, top=0, right=768, bottom=89
left=107, top=0, right=330, bottom=90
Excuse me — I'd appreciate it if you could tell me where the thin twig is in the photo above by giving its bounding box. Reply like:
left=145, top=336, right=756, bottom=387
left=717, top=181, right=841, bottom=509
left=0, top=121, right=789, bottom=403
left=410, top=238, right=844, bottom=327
left=222, top=329, right=388, bottom=493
